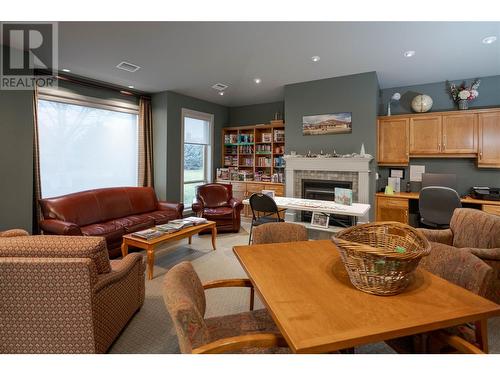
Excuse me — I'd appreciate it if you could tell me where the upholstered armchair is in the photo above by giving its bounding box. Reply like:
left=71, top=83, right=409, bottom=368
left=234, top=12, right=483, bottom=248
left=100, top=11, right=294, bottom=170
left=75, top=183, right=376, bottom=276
left=192, top=183, right=243, bottom=233
left=163, top=261, right=289, bottom=354
left=252, top=222, right=308, bottom=244
left=0, top=231, right=145, bottom=353
left=418, top=208, right=500, bottom=304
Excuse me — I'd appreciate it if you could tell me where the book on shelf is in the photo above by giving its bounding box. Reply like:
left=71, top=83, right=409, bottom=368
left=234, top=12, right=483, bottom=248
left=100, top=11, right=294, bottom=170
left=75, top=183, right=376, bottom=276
left=132, top=229, right=165, bottom=240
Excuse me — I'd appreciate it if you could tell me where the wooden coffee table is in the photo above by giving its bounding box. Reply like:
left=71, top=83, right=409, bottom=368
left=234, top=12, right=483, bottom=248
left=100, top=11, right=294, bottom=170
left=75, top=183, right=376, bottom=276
left=121, top=221, right=217, bottom=280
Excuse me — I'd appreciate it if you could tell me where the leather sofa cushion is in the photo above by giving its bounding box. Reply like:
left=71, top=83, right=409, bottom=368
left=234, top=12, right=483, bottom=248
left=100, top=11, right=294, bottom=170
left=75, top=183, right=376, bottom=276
left=112, top=215, right=155, bottom=233
left=81, top=221, right=125, bottom=243
left=40, top=190, right=102, bottom=227
left=126, top=187, right=158, bottom=214
left=203, top=207, right=234, bottom=218
left=144, top=210, right=180, bottom=225
left=197, top=184, right=231, bottom=208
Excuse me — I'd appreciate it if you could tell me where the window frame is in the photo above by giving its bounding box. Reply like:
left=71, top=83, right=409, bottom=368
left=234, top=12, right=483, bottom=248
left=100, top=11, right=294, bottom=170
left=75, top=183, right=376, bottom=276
left=180, top=108, right=214, bottom=212
left=36, top=89, right=140, bottom=198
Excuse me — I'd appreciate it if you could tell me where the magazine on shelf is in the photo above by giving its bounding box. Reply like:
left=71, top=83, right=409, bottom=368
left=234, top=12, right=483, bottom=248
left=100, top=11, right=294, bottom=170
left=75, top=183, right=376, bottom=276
left=132, top=229, right=164, bottom=240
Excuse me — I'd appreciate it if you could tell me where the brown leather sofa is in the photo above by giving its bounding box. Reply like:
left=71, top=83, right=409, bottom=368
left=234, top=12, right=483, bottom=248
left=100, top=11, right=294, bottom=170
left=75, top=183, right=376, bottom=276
left=192, top=183, right=243, bottom=233
left=39, top=187, right=184, bottom=258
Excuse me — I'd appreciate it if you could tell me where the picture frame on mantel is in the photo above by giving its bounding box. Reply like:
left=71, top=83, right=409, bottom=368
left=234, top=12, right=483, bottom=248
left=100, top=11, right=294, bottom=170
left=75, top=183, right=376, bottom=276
left=302, top=112, right=352, bottom=135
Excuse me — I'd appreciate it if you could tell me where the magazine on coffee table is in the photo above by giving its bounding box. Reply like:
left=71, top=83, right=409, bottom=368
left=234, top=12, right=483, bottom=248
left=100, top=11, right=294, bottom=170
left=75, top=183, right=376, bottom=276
left=132, top=228, right=164, bottom=240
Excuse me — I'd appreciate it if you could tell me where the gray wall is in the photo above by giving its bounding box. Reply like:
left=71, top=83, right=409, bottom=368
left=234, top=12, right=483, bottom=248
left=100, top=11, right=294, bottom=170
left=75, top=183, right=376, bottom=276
left=378, top=75, right=500, bottom=194
left=228, top=101, right=284, bottom=126
left=0, top=89, right=34, bottom=232
left=284, top=71, right=379, bottom=219
left=152, top=91, right=229, bottom=202
left=379, top=75, right=500, bottom=115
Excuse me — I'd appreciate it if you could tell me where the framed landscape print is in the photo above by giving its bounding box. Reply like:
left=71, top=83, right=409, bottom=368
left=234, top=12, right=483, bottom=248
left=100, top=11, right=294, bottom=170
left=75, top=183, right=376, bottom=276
left=310, top=212, right=330, bottom=228
left=302, top=112, right=352, bottom=135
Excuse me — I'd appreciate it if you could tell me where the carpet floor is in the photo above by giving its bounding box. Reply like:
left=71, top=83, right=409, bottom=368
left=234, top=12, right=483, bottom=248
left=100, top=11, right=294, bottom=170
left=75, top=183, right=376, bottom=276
left=108, top=222, right=500, bottom=354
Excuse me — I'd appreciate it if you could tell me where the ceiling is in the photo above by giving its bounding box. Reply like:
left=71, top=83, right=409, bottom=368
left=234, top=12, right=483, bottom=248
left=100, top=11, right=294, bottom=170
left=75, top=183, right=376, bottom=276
left=53, top=22, right=500, bottom=106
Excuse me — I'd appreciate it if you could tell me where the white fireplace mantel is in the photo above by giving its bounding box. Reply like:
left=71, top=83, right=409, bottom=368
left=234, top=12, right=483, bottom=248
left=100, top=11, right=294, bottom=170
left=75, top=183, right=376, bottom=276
left=284, top=155, right=374, bottom=222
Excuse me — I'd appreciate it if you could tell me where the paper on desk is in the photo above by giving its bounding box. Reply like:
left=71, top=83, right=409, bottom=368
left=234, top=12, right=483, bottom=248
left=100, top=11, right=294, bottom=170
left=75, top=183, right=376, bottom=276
left=410, top=165, right=425, bottom=182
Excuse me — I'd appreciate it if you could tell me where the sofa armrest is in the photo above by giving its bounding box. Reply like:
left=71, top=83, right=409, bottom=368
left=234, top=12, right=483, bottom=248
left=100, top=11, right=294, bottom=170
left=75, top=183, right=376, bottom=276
left=40, top=219, right=82, bottom=236
left=94, top=253, right=145, bottom=293
left=228, top=198, right=243, bottom=212
left=158, top=201, right=184, bottom=218
left=192, top=197, right=204, bottom=215
left=0, top=229, right=30, bottom=237
left=417, top=228, right=453, bottom=245
left=467, top=247, right=500, bottom=261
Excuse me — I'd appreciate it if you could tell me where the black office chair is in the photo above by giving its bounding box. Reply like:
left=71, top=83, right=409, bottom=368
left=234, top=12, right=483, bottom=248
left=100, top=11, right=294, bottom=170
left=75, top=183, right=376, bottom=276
left=248, top=193, right=286, bottom=244
left=419, top=186, right=462, bottom=228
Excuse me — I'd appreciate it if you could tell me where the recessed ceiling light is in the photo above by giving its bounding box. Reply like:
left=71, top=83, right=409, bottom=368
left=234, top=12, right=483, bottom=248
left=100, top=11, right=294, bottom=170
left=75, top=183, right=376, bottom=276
left=403, top=50, right=416, bottom=58
left=127, top=85, right=134, bottom=89
left=218, top=91, right=225, bottom=96
left=311, top=56, right=320, bottom=62
left=482, top=36, right=497, bottom=44
left=62, top=68, right=71, bottom=72
left=253, top=78, right=262, bottom=84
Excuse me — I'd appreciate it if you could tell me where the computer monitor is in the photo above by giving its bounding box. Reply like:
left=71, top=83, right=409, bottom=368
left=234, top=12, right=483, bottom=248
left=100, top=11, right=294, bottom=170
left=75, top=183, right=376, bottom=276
left=421, top=173, right=457, bottom=190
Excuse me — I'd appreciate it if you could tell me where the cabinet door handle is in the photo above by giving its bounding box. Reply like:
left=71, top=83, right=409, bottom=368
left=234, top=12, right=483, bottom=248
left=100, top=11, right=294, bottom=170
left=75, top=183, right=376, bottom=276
left=438, top=143, right=441, bottom=151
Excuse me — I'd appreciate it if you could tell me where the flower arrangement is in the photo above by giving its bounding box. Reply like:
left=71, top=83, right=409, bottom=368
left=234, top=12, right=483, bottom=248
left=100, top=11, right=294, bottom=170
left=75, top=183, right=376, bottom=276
left=448, top=79, right=481, bottom=102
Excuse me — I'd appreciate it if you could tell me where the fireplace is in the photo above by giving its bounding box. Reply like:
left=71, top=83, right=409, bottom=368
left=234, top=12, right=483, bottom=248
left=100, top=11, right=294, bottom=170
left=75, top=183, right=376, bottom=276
left=301, top=179, right=354, bottom=227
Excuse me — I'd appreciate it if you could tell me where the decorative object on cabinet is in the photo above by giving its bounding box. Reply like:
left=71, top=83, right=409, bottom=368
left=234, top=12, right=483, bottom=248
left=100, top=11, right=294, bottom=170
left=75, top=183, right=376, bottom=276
left=302, top=112, right=352, bottom=135
left=448, top=79, right=480, bottom=111
left=387, top=92, right=401, bottom=116
left=411, top=94, right=433, bottom=113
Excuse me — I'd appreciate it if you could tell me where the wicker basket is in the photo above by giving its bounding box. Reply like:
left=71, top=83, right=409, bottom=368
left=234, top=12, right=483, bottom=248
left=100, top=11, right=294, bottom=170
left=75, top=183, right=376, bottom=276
left=331, top=222, right=431, bottom=296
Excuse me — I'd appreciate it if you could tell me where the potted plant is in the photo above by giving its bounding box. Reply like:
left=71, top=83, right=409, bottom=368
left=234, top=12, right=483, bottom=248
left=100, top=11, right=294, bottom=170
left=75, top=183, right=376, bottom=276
left=448, top=79, right=480, bottom=110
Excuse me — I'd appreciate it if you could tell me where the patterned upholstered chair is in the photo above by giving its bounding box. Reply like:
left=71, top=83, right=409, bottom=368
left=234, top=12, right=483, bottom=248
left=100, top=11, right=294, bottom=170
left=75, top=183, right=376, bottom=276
left=0, top=230, right=145, bottom=353
left=163, top=261, right=289, bottom=354
left=252, top=222, right=308, bottom=244
left=418, top=208, right=500, bottom=304
left=387, top=245, right=493, bottom=354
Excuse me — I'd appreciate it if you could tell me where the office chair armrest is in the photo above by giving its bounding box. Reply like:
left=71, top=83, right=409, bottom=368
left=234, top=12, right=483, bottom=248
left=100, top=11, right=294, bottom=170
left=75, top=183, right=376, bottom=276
left=417, top=228, right=453, bottom=245
left=467, top=247, right=500, bottom=261
left=192, top=333, right=288, bottom=354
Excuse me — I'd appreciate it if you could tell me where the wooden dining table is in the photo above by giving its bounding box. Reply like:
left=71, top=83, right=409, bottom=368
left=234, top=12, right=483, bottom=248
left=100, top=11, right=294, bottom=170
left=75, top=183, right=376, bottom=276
left=233, top=240, right=500, bottom=354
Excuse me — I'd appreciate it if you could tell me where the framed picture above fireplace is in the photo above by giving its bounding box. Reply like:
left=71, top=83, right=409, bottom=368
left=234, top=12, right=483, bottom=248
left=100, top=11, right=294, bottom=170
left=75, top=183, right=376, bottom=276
left=311, top=212, right=330, bottom=229
left=302, top=112, right=352, bottom=135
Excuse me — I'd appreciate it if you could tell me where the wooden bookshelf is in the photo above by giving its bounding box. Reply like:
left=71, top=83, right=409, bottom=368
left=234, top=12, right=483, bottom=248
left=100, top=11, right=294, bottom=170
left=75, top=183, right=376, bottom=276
left=220, top=121, right=285, bottom=183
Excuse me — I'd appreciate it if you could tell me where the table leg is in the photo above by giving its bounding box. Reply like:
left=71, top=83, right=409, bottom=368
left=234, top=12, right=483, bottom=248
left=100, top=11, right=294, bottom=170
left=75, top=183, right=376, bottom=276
left=211, top=225, right=217, bottom=250
left=188, top=236, right=192, bottom=245
left=146, top=246, right=155, bottom=280
left=475, top=319, right=489, bottom=353
left=121, top=242, right=129, bottom=258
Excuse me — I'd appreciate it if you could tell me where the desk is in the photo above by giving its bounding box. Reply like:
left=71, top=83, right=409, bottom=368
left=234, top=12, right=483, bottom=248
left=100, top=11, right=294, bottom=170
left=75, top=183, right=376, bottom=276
left=376, top=192, right=500, bottom=223
left=233, top=240, right=500, bottom=353
left=242, top=196, right=370, bottom=225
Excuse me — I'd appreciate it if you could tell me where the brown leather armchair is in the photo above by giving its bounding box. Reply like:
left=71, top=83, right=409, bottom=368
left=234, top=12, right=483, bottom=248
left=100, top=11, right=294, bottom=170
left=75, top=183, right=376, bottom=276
left=192, top=183, right=243, bottom=233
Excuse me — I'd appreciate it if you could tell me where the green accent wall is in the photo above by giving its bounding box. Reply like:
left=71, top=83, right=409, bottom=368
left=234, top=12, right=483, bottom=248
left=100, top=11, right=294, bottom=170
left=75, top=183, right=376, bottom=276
left=284, top=71, right=379, bottom=219
left=228, top=101, right=284, bottom=126
left=378, top=75, right=500, bottom=194
left=152, top=91, right=229, bottom=202
left=0, top=89, right=34, bottom=232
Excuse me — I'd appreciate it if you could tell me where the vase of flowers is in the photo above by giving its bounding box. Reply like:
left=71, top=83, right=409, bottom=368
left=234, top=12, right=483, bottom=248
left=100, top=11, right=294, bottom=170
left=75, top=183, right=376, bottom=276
left=448, top=79, right=480, bottom=110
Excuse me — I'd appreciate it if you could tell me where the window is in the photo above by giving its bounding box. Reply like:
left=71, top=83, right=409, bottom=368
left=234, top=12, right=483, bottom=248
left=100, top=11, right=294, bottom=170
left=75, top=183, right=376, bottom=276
left=37, top=94, right=139, bottom=198
left=181, top=109, right=214, bottom=208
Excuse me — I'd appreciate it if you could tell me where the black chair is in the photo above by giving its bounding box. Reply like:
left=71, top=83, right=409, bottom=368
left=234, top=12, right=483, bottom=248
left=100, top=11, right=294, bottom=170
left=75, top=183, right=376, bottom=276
left=248, top=193, right=286, bottom=244
left=419, top=186, right=462, bottom=228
